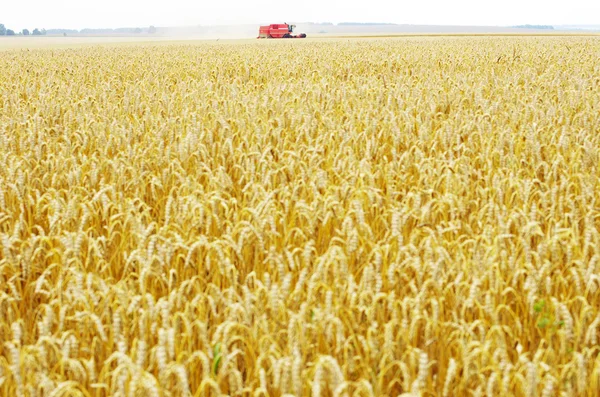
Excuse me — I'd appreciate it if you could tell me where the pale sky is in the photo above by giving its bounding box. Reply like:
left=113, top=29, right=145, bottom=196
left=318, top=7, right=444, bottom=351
left=2, top=0, right=599, bottom=30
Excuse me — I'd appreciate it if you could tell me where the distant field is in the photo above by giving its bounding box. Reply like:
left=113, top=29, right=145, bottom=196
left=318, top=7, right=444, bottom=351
left=323, top=32, right=600, bottom=38
left=1, top=32, right=599, bottom=50
left=1, top=37, right=600, bottom=396
left=0, top=36, right=202, bottom=50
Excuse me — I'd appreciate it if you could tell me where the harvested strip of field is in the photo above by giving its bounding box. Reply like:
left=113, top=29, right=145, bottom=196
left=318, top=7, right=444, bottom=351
left=0, top=37, right=599, bottom=396
left=322, top=32, right=600, bottom=39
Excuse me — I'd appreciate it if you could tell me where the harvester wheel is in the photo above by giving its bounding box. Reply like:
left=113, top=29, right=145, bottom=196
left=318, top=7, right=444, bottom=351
left=283, top=33, right=292, bottom=38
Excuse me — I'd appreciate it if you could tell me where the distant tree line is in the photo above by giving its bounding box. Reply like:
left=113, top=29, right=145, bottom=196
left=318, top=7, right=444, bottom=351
left=513, top=25, right=554, bottom=30
left=45, top=29, right=79, bottom=35
left=79, top=27, right=143, bottom=34
left=48, top=26, right=158, bottom=35
left=0, top=24, right=47, bottom=36
left=1, top=23, right=158, bottom=37
left=338, top=22, right=398, bottom=26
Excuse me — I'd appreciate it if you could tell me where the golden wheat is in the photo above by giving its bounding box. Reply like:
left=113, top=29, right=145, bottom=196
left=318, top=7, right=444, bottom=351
left=0, top=36, right=599, bottom=396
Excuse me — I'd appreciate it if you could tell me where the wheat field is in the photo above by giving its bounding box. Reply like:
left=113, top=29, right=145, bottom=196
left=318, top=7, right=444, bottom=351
left=0, top=37, right=599, bottom=396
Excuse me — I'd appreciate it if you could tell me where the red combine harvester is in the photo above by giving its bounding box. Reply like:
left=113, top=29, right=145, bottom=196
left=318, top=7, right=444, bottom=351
left=257, top=23, right=306, bottom=38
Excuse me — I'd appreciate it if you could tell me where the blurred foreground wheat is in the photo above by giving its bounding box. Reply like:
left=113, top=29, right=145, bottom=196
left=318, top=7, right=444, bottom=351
left=0, top=37, right=599, bottom=396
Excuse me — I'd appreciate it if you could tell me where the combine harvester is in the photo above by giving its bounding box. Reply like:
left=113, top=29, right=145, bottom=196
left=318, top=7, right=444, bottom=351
left=257, top=23, right=306, bottom=38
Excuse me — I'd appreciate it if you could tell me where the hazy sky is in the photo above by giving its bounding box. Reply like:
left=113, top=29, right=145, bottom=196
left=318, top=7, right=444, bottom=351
left=2, top=0, right=600, bottom=30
